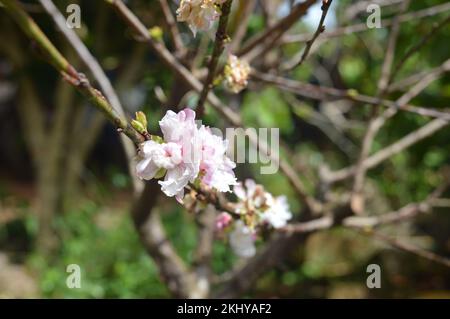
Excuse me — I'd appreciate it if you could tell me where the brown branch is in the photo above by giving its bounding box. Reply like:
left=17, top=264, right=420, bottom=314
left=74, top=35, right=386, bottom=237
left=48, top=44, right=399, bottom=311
left=251, top=70, right=450, bottom=121
left=283, top=2, right=450, bottom=43
left=282, top=0, right=333, bottom=71
left=192, top=205, right=216, bottom=297
left=228, top=0, right=257, bottom=53
left=388, top=64, right=449, bottom=93
left=238, top=0, right=318, bottom=61
left=283, top=185, right=446, bottom=233
left=214, top=231, right=308, bottom=298
left=252, top=62, right=450, bottom=187
left=158, top=0, right=185, bottom=56
left=357, top=229, right=450, bottom=268
left=131, top=181, right=199, bottom=298
left=390, top=14, right=450, bottom=84
left=1, top=0, right=144, bottom=145
left=196, top=0, right=233, bottom=118
left=350, top=0, right=409, bottom=215
left=326, top=118, right=449, bottom=183
left=37, top=0, right=142, bottom=193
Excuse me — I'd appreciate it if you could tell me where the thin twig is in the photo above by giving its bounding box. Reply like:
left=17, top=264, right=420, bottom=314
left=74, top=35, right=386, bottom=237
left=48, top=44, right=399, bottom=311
left=228, top=0, right=257, bottom=53
left=282, top=0, right=333, bottom=71
left=283, top=185, right=447, bottom=233
left=350, top=0, right=409, bottom=215
left=158, top=0, right=185, bottom=56
left=326, top=118, right=449, bottom=183
left=196, top=0, right=233, bottom=118
left=388, top=65, right=449, bottom=93
left=359, top=229, right=450, bottom=268
left=389, top=14, right=450, bottom=84
left=238, top=0, right=317, bottom=61
left=283, top=2, right=450, bottom=43
left=251, top=70, right=450, bottom=121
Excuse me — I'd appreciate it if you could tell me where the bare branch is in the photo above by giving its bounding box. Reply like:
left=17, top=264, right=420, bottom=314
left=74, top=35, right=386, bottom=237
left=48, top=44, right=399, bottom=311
left=228, top=0, right=257, bottom=53
left=238, top=0, right=318, bottom=61
left=390, top=14, right=450, bottom=84
left=284, top=185, right=447, bottom=233
left=284, top=2, right=450, bottom=43
left=327, top=118, right=449, bottom=183
left=350, top=0, right=410, bottom=215
left=131, top=182, right=200, bottom=298
left=2, top=0, right=144, bottom=145
left=158, top=0, right=185, bottom=56
left=251, top=70, right=450, bottom=121
left=37, top=0, right=143, bottom=193
left=214, top=231, right=307, bottom=298
left=357, top=229, right=450, bottom=268
left=197, top=0, right=233, bottom=118
left=282, top=0, right=333, bottom=71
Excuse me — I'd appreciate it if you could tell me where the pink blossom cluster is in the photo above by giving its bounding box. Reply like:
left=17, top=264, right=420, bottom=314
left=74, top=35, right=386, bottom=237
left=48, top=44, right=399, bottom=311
left=136, top=110, right=292, bottom=258
left=136, top=109, right=237, bottom=202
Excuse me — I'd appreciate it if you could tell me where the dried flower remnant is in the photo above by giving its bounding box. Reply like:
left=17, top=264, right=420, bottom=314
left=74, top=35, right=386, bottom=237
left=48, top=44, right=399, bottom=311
left=176, top=0, right=227, bottom=36
left=224, top=55, right=251, bottom=93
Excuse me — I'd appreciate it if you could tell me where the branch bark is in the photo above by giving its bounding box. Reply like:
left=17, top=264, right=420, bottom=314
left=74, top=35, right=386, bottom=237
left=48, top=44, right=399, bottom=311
left=196, top=0, right=233, bottom=118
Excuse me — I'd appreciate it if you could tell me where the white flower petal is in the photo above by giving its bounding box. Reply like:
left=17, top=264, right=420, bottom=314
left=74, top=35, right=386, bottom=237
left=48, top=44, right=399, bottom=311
left=136, top=157, right=160, bottom=180
left=229, top=221, right=256, bottom=258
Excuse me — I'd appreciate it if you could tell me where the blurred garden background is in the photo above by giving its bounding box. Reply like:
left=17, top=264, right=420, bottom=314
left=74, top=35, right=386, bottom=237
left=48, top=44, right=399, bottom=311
left=0, top=0, right=449, bottom=298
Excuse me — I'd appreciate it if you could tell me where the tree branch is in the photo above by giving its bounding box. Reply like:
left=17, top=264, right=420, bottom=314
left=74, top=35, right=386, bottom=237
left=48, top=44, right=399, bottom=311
left=37, top=0, right=142, bottom=192
left=240, top=0, right=318, bottom=62
left=1, top=0, right=144, bottom=145
left=196, top=0, right=233, bottom=118
left=283, top=2, right=450, bottom=43
left=282, top=0, right=333, bottom=71
left=158, top=0, right=185, bottom=56
left=251, top=70, right=450, bottom=121
left=356, top=229, right=450, bottom=268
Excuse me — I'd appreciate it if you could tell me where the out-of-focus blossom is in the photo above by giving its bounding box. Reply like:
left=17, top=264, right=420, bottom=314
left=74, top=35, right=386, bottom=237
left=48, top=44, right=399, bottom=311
left=177, top=0, right=227, bottom=36
left=260, top=195, right=292, bottom=229
left=224, top=55, right=251, bottom=93
left=229, top=220, right=256, bottom=257
left=234, top=179, right=268, bottom=215
left=215, top=212, right=232, bottom=231
left=233, top=179, right=292, bottom=229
